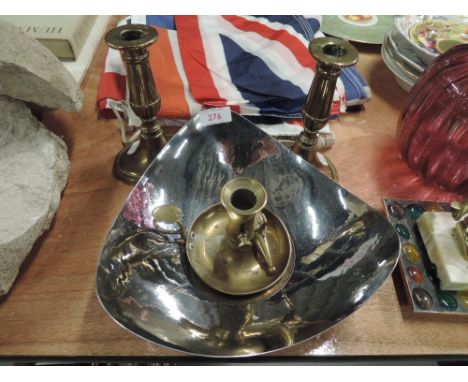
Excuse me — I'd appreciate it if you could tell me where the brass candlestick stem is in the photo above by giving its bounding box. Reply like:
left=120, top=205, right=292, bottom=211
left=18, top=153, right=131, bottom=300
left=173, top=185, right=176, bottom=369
left=292, top=37, right=358, bottom=181
left=105, top=24, right=167, bottom=184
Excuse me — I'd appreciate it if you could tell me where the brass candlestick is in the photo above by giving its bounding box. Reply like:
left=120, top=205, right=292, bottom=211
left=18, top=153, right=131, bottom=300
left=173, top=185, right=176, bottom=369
left=186, top=177, right=294, bottom=296
left=292, top=37, right=358, bottom=181
left=105, top=24, right=167, bottom=184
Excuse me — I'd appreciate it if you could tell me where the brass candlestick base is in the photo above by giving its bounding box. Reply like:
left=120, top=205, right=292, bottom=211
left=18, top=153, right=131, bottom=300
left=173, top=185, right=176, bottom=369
left=292, top=37, right=359, bottom=181
left=113, top=124, right=166, bottom=184
left=105, top=24, right=167, bottom=184
left=186, top=177, right=294, bottom=296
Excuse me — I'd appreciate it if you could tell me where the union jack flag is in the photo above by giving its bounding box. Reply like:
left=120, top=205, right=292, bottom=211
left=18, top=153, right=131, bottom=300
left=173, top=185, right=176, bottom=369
left=97, top=15, right=371, bottom=122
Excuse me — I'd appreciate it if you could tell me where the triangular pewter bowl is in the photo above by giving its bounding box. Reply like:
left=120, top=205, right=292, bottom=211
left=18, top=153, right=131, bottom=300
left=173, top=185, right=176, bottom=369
left=96, top=111, right=400, bottom=357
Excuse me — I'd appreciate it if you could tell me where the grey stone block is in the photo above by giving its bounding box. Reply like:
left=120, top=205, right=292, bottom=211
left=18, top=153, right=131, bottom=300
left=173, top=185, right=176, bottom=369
left=0, top=96, right=70, bottom=295
left=0, top=19, right=83, bottom=112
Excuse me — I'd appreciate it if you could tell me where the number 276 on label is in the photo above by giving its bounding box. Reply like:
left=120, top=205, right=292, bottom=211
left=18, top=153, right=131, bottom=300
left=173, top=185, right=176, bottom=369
left=199, top=107, right=232, bottom=127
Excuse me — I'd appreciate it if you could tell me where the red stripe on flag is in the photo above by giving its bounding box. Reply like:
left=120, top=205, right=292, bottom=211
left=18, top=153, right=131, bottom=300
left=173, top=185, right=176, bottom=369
left=175, top=16, right=224, bottom=105
left=96, top=47, right=127, bottom=117
left=97, top=72, right=127, bottom=118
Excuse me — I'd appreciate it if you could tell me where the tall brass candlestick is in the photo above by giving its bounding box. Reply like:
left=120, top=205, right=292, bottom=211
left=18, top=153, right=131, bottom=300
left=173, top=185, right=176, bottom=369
left=292, top=37, right=358, bottom=181
left=105, top=24, right=167, bottom=184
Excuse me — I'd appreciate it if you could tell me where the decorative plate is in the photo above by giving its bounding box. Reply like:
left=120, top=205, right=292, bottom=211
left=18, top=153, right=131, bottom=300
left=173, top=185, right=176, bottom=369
left=394, top=16, right=468, bottom=65
left=96, top=110, right=400, bottom=357
left=384, top=198, right=468, bottom=315
left=321, top=15, right=395, bottom=44
left=381, top=43, right=416, bottom=92
left=387, top=28, right=426, bottom=73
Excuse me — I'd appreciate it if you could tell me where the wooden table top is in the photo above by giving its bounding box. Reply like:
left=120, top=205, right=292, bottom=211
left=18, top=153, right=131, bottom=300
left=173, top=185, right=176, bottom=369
left=1, top=18, right=467, bottom=360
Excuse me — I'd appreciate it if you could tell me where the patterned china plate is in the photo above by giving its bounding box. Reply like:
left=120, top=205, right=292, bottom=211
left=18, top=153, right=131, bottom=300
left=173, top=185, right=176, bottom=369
left=322, top=15, right=396, bottom=44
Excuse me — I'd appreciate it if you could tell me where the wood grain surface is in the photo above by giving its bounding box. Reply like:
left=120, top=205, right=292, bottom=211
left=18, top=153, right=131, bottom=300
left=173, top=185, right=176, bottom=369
left=1, top=17, right=467, bottom=359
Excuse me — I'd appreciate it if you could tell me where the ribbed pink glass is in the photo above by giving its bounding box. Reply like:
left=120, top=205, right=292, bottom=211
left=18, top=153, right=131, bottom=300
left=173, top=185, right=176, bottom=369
left=396, top=44, right=468, bottom=194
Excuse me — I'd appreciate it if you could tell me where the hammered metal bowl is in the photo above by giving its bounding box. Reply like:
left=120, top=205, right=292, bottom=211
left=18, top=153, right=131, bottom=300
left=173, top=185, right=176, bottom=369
left=96, top=111, right=400, bottom=357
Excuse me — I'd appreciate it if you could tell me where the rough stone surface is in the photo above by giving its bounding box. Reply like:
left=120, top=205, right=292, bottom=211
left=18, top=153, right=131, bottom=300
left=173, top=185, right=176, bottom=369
left=0, top=96, right=70, bottom=295
left=0, top=19, right=83, bottom=112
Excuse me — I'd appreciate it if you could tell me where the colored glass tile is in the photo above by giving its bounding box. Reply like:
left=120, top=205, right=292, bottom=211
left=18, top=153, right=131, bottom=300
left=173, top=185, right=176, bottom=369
left=401, top=242, right=421, bottom=263
left=406, top=204, right=425, bottom=220
left=412, top=287, right=433, bottom=310
left=407, top=265, right=424, bottom=283
left=436, top=291, right=458, bottom=311
left=420, top=248, right=440, bottom=287
left=396, top=223, right=410, bottom=239
left=458, top=291, right=468, bottom=308
left=389, top=203, right=405, bottom=219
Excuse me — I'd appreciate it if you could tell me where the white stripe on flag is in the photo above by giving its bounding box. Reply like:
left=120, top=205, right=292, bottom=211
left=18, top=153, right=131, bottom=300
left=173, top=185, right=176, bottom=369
left=104, top=47, right=126, bottom=76
left=130, top=15, right=147, bottom=24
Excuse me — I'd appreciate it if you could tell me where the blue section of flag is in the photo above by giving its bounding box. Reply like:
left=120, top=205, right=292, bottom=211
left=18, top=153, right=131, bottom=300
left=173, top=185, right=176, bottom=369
left=304, top=17, right=321, bottom=36
left=220, top=34, right=305, bottom=117
left=146, top=15, right=175, bottom=30
left=341, top=67, right=369, bottom=101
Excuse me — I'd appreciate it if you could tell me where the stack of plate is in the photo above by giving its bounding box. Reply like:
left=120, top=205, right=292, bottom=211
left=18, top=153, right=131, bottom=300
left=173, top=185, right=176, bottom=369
left=382, top=16, right=468, bottom=92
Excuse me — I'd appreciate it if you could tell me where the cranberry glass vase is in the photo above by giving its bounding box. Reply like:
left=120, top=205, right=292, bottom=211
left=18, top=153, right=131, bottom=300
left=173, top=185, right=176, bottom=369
left=396, top=44, right=468, bottom=194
